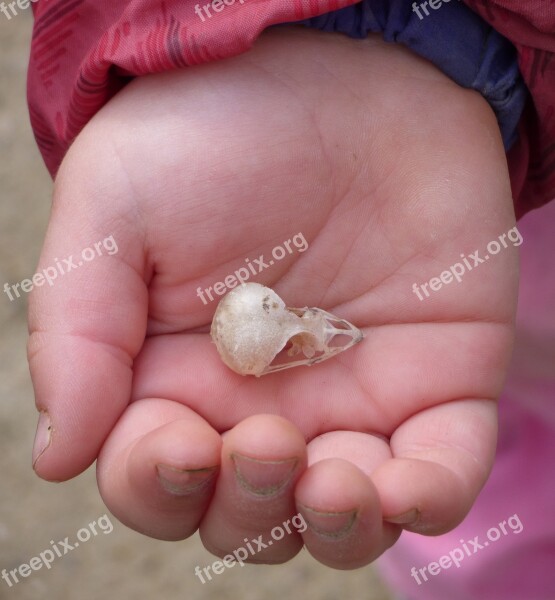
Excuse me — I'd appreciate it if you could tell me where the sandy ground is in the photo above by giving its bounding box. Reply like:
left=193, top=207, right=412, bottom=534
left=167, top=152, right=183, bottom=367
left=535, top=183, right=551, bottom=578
left=0, top=14, right=394, bottom=600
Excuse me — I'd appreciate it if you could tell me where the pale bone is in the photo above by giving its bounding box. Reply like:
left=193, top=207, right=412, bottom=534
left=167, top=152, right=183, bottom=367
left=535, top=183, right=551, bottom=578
left=210, top=282, right=363, bottom=377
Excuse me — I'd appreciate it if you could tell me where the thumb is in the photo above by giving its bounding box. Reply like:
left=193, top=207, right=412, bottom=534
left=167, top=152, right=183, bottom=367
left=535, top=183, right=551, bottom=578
left=28, top=151, right=148, bottom=481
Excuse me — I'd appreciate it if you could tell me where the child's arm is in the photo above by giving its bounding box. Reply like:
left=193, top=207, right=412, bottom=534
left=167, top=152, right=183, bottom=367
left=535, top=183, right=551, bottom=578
left=29, top=29, right=518, bottom=567
left=28, top=0, right=555, bottom=217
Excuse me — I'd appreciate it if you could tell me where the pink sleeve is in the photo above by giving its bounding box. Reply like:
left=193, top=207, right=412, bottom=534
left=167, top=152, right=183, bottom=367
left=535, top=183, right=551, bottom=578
left=27, top=0, right=354, bottom=177
left=462, top=0, right=555, bottom=218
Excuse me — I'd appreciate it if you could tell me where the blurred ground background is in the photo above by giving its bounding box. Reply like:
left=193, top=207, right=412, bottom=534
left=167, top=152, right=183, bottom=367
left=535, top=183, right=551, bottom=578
left=0, top=14, right=394, bottom=600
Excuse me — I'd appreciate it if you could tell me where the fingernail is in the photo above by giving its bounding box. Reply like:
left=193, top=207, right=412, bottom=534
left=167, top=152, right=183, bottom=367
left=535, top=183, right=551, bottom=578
left=385, top=508, right=419, bottom=525
left=297, top=504, right=358, bottom=538
left=156, top=464, right=218, bottom=495
left=32, top=411, right=52, bottom=468
left=231, top=453, right=298, bottom=496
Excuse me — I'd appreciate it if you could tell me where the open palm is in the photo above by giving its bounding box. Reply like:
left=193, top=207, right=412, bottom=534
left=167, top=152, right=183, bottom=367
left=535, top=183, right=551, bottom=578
left=28, top=28, right=518, bottom=569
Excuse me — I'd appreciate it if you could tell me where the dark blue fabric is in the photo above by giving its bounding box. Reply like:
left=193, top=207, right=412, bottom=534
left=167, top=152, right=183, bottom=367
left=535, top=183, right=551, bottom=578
left=294, top=0, right=528, bottom=150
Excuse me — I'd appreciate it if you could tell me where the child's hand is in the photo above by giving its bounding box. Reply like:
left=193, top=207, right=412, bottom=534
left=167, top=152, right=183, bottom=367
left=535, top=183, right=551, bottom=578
left=28, top=27, right=518, bottom=569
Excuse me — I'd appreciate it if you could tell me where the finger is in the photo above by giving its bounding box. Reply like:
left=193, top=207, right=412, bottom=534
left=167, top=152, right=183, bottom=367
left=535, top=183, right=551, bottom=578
left=374, top=398, right=497, bottom=534
left=306, top=430, right=392, bottom=475
left=295, top=458, right=400, bottom=570
left=28, top=148, right=148, bottom=481
left=97, top=398, right=221, bottom=540
left=199, top=415, right=307, bottom=564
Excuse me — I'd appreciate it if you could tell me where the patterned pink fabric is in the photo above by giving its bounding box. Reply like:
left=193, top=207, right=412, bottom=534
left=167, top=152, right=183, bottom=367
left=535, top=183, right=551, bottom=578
left=27, top=0, right=555, bottom=217
left=463, top=1, right=555, bottom=217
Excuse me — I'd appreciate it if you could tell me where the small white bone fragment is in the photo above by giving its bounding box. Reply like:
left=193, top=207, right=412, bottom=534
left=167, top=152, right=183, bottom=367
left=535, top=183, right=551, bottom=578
left=210, top=282, right=363, bottom=377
